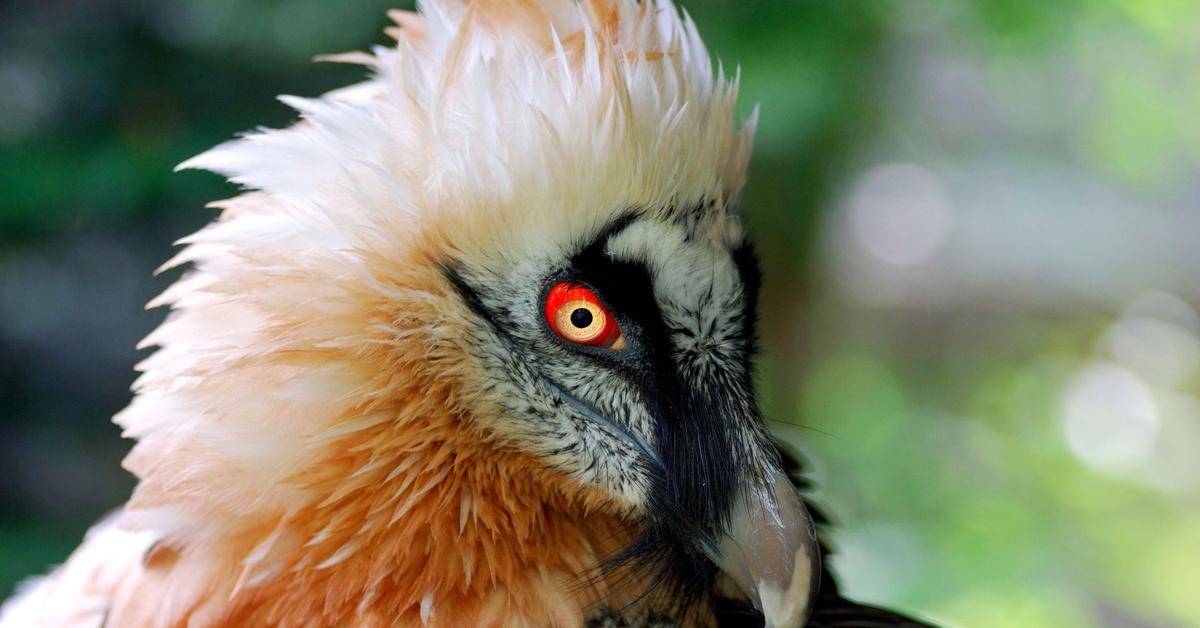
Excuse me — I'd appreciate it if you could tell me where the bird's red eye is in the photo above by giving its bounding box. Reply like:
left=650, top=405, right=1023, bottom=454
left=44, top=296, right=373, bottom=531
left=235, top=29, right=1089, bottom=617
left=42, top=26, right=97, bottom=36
left=545, top=282, right=625, bottom=349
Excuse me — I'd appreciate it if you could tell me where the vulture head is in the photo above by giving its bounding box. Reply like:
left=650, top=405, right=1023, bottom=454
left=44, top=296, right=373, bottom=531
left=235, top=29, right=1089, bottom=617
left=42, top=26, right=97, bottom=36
left=0, top=2, right=889, bottom=627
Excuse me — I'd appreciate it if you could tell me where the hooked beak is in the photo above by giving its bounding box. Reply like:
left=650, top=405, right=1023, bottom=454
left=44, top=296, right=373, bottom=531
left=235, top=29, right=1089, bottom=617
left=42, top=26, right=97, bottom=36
left=707, top=469, right=821, bottom=628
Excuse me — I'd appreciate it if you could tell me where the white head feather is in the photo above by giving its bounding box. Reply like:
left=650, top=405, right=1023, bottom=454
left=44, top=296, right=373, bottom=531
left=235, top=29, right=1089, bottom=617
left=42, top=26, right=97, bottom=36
left=85, top=1, right=762, bottom=623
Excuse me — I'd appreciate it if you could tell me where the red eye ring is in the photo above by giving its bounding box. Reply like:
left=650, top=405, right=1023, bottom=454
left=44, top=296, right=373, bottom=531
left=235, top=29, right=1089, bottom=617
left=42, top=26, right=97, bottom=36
left=544, top=282, right=624, bottom=349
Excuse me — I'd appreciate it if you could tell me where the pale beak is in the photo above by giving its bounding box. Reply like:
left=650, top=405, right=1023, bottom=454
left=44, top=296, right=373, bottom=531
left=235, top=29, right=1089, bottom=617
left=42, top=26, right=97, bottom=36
left=708, top=469, right=821, bottom=628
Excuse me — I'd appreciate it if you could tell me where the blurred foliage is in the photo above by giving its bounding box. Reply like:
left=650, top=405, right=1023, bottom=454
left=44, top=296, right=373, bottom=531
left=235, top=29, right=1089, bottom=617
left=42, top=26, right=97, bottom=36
left=2, top=1, right=1199, bottom=627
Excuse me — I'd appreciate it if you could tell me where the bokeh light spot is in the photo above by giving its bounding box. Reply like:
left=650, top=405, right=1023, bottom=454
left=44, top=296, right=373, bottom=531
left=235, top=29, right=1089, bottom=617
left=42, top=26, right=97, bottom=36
left=847, top=163, right=954, bottom=267
left=1061, top=363, right=1158, bottom=474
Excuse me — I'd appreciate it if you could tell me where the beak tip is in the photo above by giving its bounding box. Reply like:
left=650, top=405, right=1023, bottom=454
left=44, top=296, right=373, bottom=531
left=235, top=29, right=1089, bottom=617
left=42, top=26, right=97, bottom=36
left=710, top=470, right=821, bottom=628
left=756, top=547, right=818, bottom=628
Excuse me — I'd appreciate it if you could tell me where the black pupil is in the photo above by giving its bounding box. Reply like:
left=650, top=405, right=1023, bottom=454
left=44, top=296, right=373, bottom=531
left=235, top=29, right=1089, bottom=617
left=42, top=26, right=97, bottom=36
left=570, top=307, right=593, bottom=329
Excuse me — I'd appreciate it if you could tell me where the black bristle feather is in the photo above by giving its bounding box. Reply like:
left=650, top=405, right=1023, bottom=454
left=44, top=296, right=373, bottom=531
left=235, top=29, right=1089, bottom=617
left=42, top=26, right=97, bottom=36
left=445, top=213, right=937, bottom=625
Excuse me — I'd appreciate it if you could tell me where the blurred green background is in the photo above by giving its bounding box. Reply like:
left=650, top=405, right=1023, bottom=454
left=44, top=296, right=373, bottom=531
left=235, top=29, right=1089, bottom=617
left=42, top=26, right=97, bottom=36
left=2, top=1, right=1199, bottom=626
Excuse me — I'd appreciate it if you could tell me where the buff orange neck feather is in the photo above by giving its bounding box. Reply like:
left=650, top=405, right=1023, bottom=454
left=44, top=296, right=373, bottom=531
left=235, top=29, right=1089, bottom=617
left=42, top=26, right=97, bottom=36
left=114, top=228, right=644, bottom=627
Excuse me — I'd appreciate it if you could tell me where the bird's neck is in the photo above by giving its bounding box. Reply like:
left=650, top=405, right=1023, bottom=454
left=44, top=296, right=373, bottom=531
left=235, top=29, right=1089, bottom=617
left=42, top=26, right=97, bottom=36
left=205, top=408, right=639, bottom=626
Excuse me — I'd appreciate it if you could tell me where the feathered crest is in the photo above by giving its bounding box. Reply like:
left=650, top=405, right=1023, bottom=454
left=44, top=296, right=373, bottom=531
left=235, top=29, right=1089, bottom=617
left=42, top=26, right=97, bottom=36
left=179, top=0, right=756, bottom=247
left=104, top=1, right=759, bottom=624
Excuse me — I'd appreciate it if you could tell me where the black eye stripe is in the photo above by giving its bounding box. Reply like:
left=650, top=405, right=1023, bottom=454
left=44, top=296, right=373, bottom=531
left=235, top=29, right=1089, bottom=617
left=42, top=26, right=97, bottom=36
left=569, top=212, right=758, bottom=608
left=441, top=263, right=505, bottom=334
left=564, top=221, right=665, bottom=370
